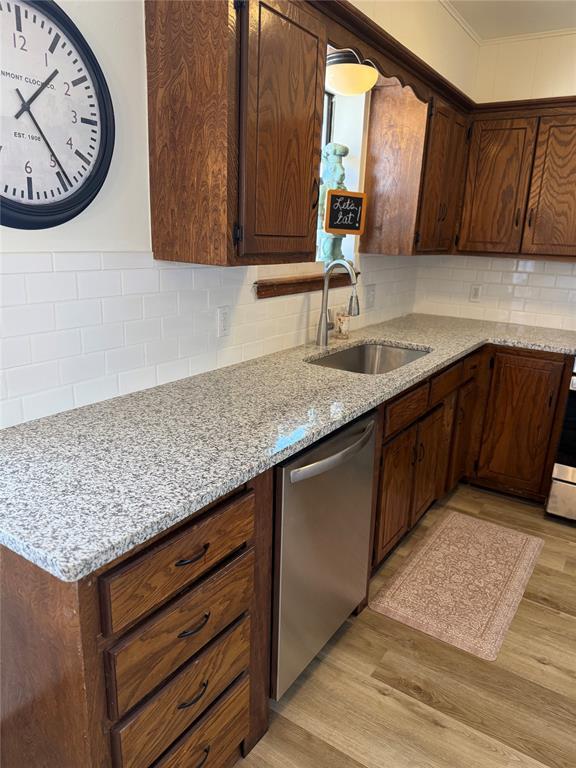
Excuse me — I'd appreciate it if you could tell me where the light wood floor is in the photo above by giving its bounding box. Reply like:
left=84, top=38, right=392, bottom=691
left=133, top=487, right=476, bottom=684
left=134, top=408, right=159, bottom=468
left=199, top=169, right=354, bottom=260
left=244, top=485, right=576, bottom=768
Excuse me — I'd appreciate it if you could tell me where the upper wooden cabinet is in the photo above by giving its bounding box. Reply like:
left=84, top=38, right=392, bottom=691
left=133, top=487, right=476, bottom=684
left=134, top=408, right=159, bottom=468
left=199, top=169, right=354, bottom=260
left=359, top=82, right=428, bottom=256
left=240, top=0, right=326, bottom=261
left=146, top=0, right=325, bottom=265
left=521, top=114, right=576, bottom=257
left=458, top=117, right=538, bottom=253
left=415, top=102, right=469, bottom=253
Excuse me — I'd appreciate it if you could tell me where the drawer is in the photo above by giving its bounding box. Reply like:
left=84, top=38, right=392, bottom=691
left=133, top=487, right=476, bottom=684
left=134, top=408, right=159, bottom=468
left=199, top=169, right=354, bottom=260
left=100, top=491, right=255, bottom=635
left=111, top=617, right=250, bottom=768
left=463, top=350, right=483, bottom=380
left=384, top=382, right=430, bottom=437
left=155, top=675, right=250, bottom=768
left=429, top=362, right=464, bottom=406
left=106, top=548, right=254, bottom=719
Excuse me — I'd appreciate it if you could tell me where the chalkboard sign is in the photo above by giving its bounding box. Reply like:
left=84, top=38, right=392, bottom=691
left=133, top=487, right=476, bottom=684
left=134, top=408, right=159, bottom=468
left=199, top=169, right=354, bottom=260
left=324, top=190, right=367, bottom=235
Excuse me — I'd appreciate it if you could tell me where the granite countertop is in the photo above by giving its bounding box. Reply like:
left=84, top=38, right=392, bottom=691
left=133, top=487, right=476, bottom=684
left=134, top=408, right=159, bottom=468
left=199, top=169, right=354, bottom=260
left=1, top=313, right=576, bottom=582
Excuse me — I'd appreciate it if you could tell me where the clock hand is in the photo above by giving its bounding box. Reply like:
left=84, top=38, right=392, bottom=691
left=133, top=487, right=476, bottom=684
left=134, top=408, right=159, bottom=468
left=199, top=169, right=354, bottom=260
left=15, top=87, right=72, bottom=188
left=14, top=69, right=59, bottom=120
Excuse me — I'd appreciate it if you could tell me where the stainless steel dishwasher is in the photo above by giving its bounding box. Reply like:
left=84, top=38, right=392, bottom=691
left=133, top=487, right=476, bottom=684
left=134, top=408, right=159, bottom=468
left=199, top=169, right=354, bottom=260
left=273, top=413, right=376, bottom=700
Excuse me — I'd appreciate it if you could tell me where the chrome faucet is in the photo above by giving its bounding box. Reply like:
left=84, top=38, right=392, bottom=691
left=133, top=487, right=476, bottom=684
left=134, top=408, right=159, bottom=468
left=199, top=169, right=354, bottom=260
left=316, top=259, right=360, bottom=347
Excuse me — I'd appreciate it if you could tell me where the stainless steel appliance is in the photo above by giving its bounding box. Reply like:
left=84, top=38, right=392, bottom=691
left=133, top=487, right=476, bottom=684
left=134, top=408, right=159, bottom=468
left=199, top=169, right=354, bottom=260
left=273, top=414, right=376, bottom=700
left=547, top=360, right=576, bottom=519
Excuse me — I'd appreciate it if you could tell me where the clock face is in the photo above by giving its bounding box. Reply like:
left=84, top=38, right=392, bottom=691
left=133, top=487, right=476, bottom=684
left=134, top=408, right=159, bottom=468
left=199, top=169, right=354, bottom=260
left=0, top=0, right=114, bottom=229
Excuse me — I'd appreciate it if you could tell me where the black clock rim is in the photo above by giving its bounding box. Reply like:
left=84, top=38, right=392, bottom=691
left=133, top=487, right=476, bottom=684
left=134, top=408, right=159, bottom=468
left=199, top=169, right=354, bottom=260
left=0, top=0, right=115, bottom=230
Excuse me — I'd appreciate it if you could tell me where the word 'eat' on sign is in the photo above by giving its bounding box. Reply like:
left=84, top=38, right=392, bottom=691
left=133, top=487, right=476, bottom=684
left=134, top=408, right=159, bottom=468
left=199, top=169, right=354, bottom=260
left=324, top=190, right=367, bottom=235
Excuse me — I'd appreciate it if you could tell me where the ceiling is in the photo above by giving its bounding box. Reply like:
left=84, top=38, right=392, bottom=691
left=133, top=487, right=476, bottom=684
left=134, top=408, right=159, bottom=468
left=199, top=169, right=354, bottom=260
left=446, top=0, right=576, bottom=41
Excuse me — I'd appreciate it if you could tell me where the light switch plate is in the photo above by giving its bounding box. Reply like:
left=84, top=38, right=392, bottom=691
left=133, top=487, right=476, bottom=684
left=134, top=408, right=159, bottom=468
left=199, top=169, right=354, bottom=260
left=469, top=284, right=482, bottom=302
left=217, top=305, right=231, bottom=337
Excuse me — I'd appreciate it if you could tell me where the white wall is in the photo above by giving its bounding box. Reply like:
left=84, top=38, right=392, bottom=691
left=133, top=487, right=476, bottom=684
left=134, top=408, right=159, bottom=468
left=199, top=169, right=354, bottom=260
left=0, top=0, right=150, bottom=253
left=350, top=0, right=576, bottom=102
left=474, top=32, right=576, bottom=102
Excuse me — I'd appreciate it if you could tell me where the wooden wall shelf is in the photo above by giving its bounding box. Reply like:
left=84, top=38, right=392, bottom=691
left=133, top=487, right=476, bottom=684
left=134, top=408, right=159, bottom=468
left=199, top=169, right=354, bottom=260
left=254, top=270, right=360, bottom=299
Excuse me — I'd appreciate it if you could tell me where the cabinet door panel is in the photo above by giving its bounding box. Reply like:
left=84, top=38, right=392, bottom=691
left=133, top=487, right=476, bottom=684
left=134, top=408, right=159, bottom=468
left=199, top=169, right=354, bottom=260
left=522, top=115, right=576, bottom=256
left=477, top=352, right=564, bottom=495
left=240, top=0, right=326, bottom=260
left=438, top=113, right=468, bottom=251
left=436, top=391, right=457, bottom=497
left=375, top=425, right=417, bottom=563
left=447, top=379, right=477, bottom=491
left=416, top=102, right=452, bottom=252
left=458, top=118, right=537, bottom=253
left=411, top=407, right=443, bottom=526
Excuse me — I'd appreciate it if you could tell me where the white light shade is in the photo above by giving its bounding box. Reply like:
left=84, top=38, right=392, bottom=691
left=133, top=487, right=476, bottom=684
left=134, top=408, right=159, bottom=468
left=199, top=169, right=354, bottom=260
left=325, top=62, right=379, bottom=96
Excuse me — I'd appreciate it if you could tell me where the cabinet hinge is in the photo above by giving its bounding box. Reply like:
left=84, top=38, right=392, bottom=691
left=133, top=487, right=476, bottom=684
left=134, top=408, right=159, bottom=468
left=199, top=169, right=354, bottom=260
left=414, top=231, right=421, bottom=247
left=466, top=125, right=473, bottom=141
left=454, top=233, right=460, bottom=247
left=233, top=0, right=247, bottom=10
left=233, top=223, right=243, bottom=245
left=489, top=356, right=495, bottom=370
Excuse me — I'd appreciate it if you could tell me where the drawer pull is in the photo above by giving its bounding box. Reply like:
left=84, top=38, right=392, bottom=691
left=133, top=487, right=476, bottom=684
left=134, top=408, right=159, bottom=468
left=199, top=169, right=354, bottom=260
left=178, top=612, right=211, bottom=639
left=194, top=747, right=211, bottom=768
left=176, top=680, right=209, bottom=710
left=175, top=543, right=210, bottom=567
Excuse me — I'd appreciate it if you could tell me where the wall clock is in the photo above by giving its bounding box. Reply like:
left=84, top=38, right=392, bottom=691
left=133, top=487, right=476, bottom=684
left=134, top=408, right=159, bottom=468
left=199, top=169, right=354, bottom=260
left=0, top=0, right=114, bottom=229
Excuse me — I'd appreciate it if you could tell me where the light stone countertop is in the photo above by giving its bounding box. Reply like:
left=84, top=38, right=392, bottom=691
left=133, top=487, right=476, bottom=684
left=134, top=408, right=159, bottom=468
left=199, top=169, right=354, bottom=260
left=1, top=313, right=575, bottom=582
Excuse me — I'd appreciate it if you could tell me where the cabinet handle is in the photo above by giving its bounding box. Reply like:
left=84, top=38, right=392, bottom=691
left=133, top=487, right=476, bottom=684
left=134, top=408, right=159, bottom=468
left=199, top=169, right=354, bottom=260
left=193, top=747, right=210, bottom=768
left=418, top=443, right=425, bottom=462
left=311, top=178, right=320, bottom=210
left=528, top=208, right=534, bottom=228
left=177, top=680, right=209, bottom=710
left=175, top=543, right=210, bottom=567
left=411, top=445, right=417, bottom=466
left=177, top=612, right=211, bottom=639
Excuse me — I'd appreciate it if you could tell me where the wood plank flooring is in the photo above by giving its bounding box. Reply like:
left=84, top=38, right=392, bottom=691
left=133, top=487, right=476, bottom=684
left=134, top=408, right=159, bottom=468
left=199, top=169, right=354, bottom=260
left=243, top=485, right=576, bottom=768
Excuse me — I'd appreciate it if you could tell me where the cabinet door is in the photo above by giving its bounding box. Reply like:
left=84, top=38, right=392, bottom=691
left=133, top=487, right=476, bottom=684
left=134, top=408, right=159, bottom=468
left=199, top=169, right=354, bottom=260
left=477, top=351, right=564, bottom=496
left=522, top=115, right=576, bottom=256
left=447, top=379, right=477, bottom=491
left=239, top=0, right=326, bottom=261
left=458, top=118, right=537, bottom=253
left=417, top=106, right=469, bottom=253
left=436, top=390, right=458, bottom=497
left=411, top=407, right=443, bottom=526
left=375, top=425, right=417, bottom=564
left=416, top=102, right=453, bottom=252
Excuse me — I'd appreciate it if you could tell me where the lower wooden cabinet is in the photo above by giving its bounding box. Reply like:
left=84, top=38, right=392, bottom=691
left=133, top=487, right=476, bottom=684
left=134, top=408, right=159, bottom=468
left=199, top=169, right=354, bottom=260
left=447, top=378, right=478, bottom=491
left=477, top=349, right=568, bottom=499
left=376, top=425, right=417, bottom=562
left=411, top=406, right=444, bottom=526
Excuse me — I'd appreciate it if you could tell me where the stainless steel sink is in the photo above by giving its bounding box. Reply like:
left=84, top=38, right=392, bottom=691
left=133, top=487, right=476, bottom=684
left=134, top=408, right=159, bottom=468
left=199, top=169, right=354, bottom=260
left=309, top=343, right=429, bottom=375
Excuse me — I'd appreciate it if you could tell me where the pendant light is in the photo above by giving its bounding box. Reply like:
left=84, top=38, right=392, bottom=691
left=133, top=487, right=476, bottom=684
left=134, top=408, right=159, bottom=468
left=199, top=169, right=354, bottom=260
left=325, top=49, right=379, bottom=96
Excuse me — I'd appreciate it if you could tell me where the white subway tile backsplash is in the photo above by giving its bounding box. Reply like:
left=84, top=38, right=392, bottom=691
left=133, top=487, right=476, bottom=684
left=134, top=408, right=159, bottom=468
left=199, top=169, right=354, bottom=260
left=53, top=252, right=102, bottom=271
left=0, top=252, right=52, bottom=273
left=1, top=275, right=27, bottom=306
left=0, top=397, right=24, bottom=428
left=157, top=358, right=190, bottom=384
left=106, top=344, right=146, bottom=373
left=55, top=299, right=102, bottom=329
left=118, top=365, right=157, bottom=395
left=125, top=318, right=162, bottom=345
left=82, top=323, right=125, bottom=352
left=143, top=292, right=178, bottom=318
left=102, top=251, right=154, bottom=269
left=1, top=303, right=54, bottom=337
left=102, top=295, right=143, bottom=324
left=6, top=361, right=60, bottom=397
left=122, top=269, right=159, bottom=295
left=26, top=273, right=77, bottom=303
left=0, top=337, right=31, bottom=369
left=146, top=337, right=179, bottom=365
left=31, top=329, right=82, bottom=362
left=73, top=375, right=119, bottom=407
left=60, top=353, right=106, bottom=384
left=78, top=271, right=122, bottom=298
left=22, top=386, right=74, bottom=422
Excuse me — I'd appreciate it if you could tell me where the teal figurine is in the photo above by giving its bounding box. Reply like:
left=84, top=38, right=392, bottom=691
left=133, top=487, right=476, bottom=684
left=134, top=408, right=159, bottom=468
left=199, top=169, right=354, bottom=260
left=318, top=142, right=349, bottom=264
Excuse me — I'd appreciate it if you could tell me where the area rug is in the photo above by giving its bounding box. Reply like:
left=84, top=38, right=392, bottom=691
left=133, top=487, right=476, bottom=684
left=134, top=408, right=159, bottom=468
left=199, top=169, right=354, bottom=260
left=369, top=510, right=543, bottom=660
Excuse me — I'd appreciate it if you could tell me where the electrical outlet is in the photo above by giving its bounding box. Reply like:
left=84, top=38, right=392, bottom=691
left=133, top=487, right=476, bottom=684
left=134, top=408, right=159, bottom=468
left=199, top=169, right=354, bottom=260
left=217, top=305, right=231, bottom=337
left=365, top=284, right=376, bottom=310
left=469, top=284, right=482, bottom=302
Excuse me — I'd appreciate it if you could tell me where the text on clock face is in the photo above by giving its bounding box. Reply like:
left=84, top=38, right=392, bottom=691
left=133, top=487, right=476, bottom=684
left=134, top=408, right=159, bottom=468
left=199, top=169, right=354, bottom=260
left=0, top=1, right=102, bottom=205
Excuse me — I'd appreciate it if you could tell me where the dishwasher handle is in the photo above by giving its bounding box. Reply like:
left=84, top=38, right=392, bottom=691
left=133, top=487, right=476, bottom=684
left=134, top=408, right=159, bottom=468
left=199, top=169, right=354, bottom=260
left=289, top=421, right=374, bottom=484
